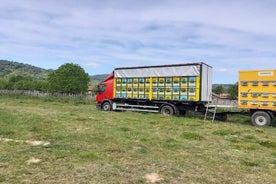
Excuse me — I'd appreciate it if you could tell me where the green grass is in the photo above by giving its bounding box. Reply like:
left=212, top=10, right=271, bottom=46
left=0, top=95, right=275, bottom=183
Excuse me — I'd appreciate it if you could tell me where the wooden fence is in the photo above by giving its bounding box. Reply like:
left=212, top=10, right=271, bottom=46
left=0, top=90, right=95, bottom=99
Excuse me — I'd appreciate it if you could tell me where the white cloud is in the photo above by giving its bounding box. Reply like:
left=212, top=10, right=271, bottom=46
left=85, top=62, right=100, bottom=68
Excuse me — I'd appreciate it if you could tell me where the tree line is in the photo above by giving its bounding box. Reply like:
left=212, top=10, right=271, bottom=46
left=0, top=75, right=47, bottom=91
left=0, top=63, right=90, bottom=94
left=0, top=59, right=51, bottom=79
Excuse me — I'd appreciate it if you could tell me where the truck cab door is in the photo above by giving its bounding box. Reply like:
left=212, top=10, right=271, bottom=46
left=96, top=84, right=106, bottom=103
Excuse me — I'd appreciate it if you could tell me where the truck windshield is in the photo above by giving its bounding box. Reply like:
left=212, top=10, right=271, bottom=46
left=97, top=84, right=106, bottom=93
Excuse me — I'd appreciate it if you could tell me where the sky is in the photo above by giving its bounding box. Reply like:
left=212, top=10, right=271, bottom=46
left=1, top=0, right=276, bottom=84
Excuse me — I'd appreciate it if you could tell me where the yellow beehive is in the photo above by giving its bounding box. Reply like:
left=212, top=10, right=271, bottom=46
left=113, top=63, right=212, bottom=102
left=238, top=69, right=276, bottom=110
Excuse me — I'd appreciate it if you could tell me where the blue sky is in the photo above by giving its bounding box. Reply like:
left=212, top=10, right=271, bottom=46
left=1, top=0, right=276, bottom=83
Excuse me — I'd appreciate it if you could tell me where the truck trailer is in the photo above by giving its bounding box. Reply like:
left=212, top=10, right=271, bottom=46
left=238, top=69, right=276, bottom=126
left=96, top=62, right=212, bottom=116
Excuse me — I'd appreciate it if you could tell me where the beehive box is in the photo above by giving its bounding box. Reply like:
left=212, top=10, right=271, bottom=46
left=114, top=63, right=212, bottom=102
left=238, top=69, right=276, bottom=110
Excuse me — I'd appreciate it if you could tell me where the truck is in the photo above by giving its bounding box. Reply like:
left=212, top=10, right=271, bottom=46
left=238, top=69, right=276, bottom=126
left=96, top=62, right=212, bottom=116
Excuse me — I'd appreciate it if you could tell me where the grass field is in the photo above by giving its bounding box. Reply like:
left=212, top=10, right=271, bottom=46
left=0, top=95, right=275, bottom=183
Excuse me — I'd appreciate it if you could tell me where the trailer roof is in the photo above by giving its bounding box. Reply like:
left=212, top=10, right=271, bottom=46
left=114, top=62, right=212, bottom=70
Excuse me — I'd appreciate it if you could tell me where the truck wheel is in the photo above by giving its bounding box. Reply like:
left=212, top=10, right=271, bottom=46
left=102, top=102, right=112, bottom=111
left=251, top=111, right=271, bottom=127
left=160, top=105, right=174, bottom=116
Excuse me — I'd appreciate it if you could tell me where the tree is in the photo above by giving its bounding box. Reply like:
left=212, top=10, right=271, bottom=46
left=213, top=85, right=224, bottom=94
left=5, top=75, right=38, bottom=90
left=47, top=63, right=90, bottom=94
left=6, top=75, right=24, bottom=90
left=227, top=82, right=238, bottom=100
left=0, top=78, right=8, bottom=89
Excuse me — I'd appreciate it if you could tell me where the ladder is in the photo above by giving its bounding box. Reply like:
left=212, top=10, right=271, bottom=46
left=204, top=93, right=217, bottom=122
left=204, top=103, right=217, bottom=122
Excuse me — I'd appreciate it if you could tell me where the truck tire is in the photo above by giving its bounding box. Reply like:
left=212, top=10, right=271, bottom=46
left=102, top=101, right=112, bottom=111
left=160, top=105, right=174, bottom=116
left=251, top=111, right=271, bottom=127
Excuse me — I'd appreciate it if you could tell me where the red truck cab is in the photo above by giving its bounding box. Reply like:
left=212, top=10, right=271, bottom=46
left=96, top=72, right=114, bottom=110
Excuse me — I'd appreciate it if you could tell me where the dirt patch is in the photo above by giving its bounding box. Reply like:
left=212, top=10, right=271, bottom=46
left=0, top=138, right=50, bottom=146
left=25, top=140, right=50, bottom=146
left=133, top=146, right=142, bottom=151
left=26, top=157, right=42, bottom=164
left=145, top=173, right=162, bottom=183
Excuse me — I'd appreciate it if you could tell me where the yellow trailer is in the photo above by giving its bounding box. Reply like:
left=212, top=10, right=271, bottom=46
left=239, top=69, right=276, bottom=126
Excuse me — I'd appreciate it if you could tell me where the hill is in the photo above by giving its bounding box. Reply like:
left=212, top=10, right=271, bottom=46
left=89, top=74, right=108, bottom=85
left=0, top=60, right=52, bottom=80
left=212, top=84, right=236, bottom=89
left=90, top=74, right=108, bottom=81
left=1, top=60, right=108, bottom=84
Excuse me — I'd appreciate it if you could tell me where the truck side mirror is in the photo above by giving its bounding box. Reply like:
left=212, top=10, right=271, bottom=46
left=97, top=85, right=102, bottom=94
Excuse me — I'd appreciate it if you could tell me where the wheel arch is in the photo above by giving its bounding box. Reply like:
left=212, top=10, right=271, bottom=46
left=250, top=110, right=272, bottom=127
left=250, top=109, right=274, bottom=120
left=101, top=99, right=113, bottom=110
left=159, top=103, right=179, bottom=116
